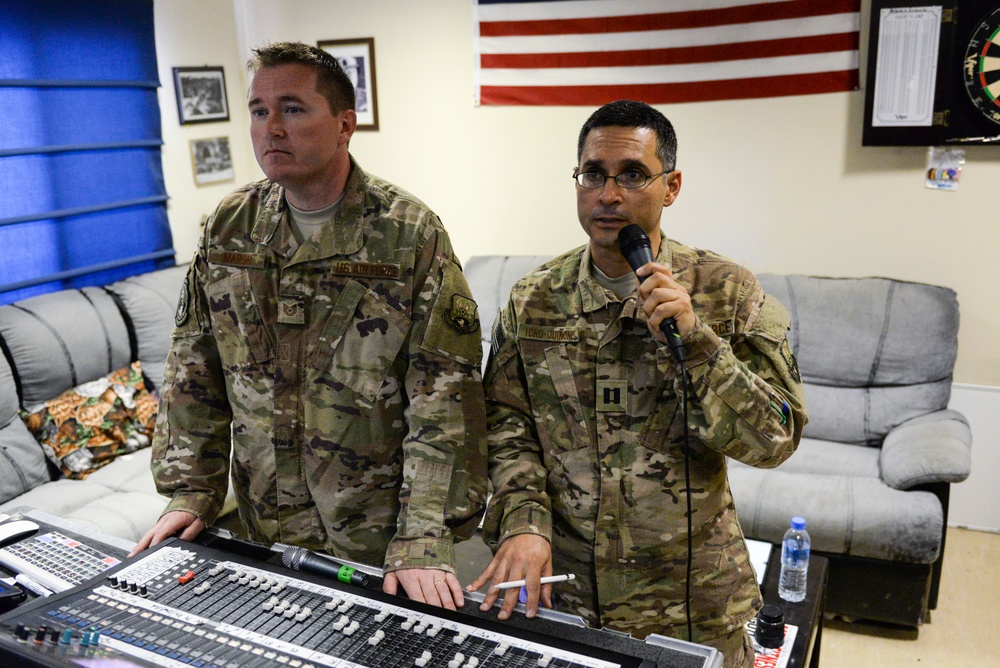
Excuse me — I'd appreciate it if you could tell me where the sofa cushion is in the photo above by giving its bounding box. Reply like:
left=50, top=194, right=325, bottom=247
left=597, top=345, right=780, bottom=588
left=757, top=274, right=959, bottom=446
left=0, top=448, right=167, bottom=543
left=0, top=338, right=21, bottom=427
left=20, top=361, right=156, bottom=480
left=0, top=418, right=52, bottom=505
left=730, top=437, right=881, bottom=479
left=0, top=286, right=132, bottom=408
left=729, top=466, right=943, bottom=563
left=0, top=352, right=53, bottom=504
left=105, top=265, right=187, bottom=390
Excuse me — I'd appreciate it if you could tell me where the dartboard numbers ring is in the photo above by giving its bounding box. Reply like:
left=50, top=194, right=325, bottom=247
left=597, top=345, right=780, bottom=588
left=963, top=7, right=1000, bottom=127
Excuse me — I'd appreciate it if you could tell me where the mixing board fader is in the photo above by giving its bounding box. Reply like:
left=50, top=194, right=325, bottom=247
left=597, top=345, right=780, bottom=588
left=0, top=538, right=713, bottom=668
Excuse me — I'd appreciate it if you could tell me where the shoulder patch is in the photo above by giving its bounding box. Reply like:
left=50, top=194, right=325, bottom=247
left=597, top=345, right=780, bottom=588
left=445, top=294, right=479, bottom=334
left=421, top=259, right=482, bottom=367
left=175, top=275, right=190, bottom=327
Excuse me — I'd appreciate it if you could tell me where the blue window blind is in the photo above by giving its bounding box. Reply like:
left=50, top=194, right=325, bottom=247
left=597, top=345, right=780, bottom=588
left=0, top=0, right=174, bottom=304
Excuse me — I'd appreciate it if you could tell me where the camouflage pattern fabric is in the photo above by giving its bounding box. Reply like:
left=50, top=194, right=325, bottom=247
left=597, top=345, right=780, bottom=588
left=482, top=239, right=806, bottom=646
left=152, top=157, right=487, bottom=574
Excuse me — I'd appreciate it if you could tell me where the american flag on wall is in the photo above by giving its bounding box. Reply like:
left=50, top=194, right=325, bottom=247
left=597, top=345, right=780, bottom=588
left=474, top=0, right=861, bottom=106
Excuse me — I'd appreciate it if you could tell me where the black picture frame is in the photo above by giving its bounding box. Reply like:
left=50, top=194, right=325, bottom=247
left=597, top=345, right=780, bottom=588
left=173, top=66, right=230, bottom=125
left=318, top=38, right=380, bottom=131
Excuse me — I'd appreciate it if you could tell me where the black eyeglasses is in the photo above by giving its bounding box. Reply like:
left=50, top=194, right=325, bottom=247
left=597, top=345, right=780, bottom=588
left=573, top=169, right=670, bottom=189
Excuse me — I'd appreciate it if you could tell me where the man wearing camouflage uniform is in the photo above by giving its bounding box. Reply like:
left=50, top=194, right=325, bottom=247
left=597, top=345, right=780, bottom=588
left=468, top=100, right=806, bottom=666
left=133, top=43, right=486, bottom=611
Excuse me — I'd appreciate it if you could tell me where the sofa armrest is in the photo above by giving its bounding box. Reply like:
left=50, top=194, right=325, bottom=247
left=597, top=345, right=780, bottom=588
left=879, top=410, right=972, bottom=490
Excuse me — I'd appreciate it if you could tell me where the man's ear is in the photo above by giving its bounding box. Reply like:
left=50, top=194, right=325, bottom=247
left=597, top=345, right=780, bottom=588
left=339, top=108, right=358, bottom=146
left=663, top=170, right=682, bottom=207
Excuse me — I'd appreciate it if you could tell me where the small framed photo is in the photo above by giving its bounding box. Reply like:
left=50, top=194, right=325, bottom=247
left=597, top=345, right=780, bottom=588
left=173, top=66, right=230, bottom=125
left=189, top=137, right=234, bottom=186
left=318, top=37, right=379, bottom=131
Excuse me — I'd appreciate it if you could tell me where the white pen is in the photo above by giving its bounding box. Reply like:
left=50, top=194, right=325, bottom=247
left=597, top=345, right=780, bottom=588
left=14, top=573, right=53, bottom=598
left=492, top=573, right=575, bottom=590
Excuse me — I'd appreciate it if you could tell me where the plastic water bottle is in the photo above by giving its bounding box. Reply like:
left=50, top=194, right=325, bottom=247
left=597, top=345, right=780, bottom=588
left=778, top=516, right=810, bottom=603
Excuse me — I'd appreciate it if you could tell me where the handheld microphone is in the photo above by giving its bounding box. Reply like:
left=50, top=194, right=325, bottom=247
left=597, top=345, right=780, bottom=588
left=276, top=543, right=371, bottom=588
left=617, top=224, right=686, bottom=363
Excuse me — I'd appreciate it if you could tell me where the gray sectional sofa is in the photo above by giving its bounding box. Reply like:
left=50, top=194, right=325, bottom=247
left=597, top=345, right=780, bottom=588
left=464, top=255, right=971, bottom=628
left=0, top=266, right=187, bottom=542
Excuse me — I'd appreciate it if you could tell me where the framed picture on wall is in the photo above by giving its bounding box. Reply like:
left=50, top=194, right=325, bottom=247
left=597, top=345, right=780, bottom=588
left=318, top=37, right=379, bottom=131
left=189, top=136, right=234, bottom=185
left=173, top=66, right=230, bottom=124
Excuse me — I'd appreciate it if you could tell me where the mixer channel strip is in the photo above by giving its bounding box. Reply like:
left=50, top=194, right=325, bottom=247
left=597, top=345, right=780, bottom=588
left=21, top=545, right=625, bottom=668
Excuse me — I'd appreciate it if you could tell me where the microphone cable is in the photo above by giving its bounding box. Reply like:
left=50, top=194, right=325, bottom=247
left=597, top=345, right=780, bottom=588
left=679, top=362, right=693, bottom=643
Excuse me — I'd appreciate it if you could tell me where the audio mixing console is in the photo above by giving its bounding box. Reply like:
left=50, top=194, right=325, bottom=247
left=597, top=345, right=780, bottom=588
left=0, top=537, right=717, bottom=668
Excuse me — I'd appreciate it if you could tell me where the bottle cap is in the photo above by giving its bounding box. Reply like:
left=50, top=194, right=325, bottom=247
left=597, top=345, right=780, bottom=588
left=791, top=516, right=806, bottom=530
left=754, top=604, right=785, bottom=649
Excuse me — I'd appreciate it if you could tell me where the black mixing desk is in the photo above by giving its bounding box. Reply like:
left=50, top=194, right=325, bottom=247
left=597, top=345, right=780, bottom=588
left=0, top=531, right=719, bottom=668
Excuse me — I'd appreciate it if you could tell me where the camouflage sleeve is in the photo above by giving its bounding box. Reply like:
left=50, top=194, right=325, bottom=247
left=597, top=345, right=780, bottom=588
left=481, top=304, right=553, bottom=553
left=150, top=248, right=233, bottom=525
left=383, top=224, right=488, bottom=574
left=676, top=281, right=807, bottom=468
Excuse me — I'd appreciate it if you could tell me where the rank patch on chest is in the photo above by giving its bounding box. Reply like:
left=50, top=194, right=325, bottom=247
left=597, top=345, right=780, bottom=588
left=445, top=294, right=479, bottom=334
left=278, top=295, right=305, bottom=325
left=596, top=380, right=628, bottom=412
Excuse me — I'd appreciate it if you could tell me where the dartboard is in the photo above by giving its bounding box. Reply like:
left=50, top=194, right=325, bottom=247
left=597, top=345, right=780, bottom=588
left=963, top=7, right=1000, bottom=127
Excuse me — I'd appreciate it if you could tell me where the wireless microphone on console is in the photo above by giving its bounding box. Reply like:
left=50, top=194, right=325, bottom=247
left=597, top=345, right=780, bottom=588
left=275, top=543, right=370, bottom=588
left=617, top=223, right=686, bottom=364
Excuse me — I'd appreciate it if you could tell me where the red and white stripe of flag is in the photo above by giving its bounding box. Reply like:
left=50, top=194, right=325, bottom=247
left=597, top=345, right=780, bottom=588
left=474, top=0, right=861, bottom=106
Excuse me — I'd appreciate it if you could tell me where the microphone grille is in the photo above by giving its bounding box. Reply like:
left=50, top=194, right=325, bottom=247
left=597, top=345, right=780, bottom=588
left=617, top=224, right=650, bottom=255
left=281, top=545, right=305, bottom=570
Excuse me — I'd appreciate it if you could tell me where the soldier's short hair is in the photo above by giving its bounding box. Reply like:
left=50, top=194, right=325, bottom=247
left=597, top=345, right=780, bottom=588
left=248, top=41, right=355, bottom=116
left=577, top=100, right=678, bottom=172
